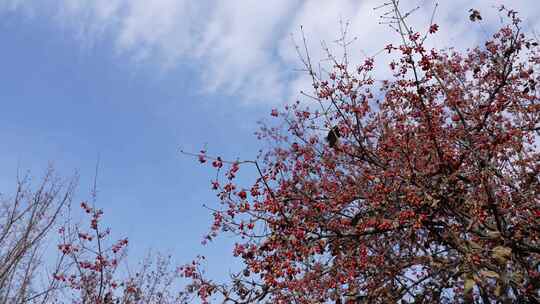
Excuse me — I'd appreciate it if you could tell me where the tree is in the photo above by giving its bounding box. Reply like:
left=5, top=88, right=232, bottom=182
left=182, top=3, right=540, bottom=303
left=0, top=167, right=76, bottom=304
left=53, top=197, right=187, bottom=304
left=0, top=166, right=185, bottom=304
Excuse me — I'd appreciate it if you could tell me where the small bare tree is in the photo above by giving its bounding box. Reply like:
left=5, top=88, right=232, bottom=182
left=0, top=166, right=76, bottom=304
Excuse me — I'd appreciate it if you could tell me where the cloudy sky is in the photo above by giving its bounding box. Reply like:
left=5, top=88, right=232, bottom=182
left=0, top=0, right=539, bottom=279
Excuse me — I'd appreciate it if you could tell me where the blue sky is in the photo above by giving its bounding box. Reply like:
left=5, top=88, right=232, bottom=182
left=0, top=5, right=267, bottom=276
left=1, top=0, right=539, bottom=282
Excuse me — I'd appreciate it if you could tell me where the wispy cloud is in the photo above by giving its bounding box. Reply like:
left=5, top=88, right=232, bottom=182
left=3, top=0, right=539, bottom=104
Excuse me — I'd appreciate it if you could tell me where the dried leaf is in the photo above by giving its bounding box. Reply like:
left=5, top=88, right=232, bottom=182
left=479, top=270, right=500, bottom=279
left=425, top=193, right=440, bottom=207
left=467, top=240, right=482, bottom=251
left=464, top=278, right=475, bottom=294
left=485, top=230, right=501, bottom=240
left=494, top=283, right=502, bottom=296
left=511, top=271, right=524, bottom=284
left=492, top=246, right=512, bottom=264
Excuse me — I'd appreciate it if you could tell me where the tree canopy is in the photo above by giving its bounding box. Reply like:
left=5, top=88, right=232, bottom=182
left=182, top=3, right=540, bottom=303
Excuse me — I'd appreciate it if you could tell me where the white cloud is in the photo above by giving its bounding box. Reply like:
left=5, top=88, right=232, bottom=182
left=193, top=1, right=300, bottom=103
left=2, top=0, right=540, bottom=104
left=116, top=1, right=199, bottom=63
